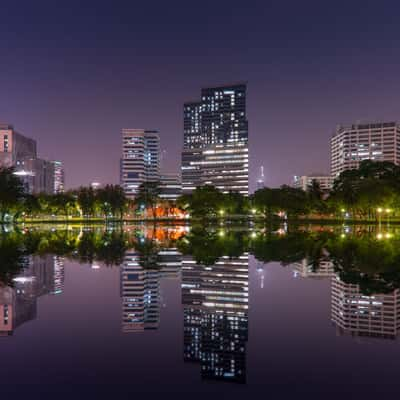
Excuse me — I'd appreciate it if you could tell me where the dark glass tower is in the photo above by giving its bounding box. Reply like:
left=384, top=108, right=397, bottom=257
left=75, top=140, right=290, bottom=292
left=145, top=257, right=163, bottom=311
left=182, top=84, right=249, bottom=195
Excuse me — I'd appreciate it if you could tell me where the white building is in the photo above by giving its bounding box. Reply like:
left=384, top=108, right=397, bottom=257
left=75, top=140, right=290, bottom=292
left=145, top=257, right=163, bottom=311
left=120, top=129, right=160, bottom=198
left=293, top=175, right=334, bottom=192
left=52, top=161, right=65, bottom=193
left=331, top=121, right=400, bottom=177
left=159, top=173, right=182, bottom=202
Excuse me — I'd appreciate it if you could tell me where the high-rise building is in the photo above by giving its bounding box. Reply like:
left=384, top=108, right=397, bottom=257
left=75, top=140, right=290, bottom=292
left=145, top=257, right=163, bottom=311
left=14, top=158, right=55, bottom=194
left=182, top=84, right=249, bottom=195
left=182, top=254, right=249, bottom=383
left=52, top=161, right=65, bottom=193
left=330, top=121, right=400, bottom=177
left=120, top=129, right=160, bottom=198
left=159, top=173, right=182, bottom=202
left=292, top=174, right=334, bottom=192
left=0, top=124, right=37, bottom=168
left=1, top=124, right=64, bottom=194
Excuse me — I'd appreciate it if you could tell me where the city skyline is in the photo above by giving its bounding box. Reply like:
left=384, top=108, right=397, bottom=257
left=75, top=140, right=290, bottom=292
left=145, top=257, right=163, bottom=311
left=2, top=2, right=400, bottom=191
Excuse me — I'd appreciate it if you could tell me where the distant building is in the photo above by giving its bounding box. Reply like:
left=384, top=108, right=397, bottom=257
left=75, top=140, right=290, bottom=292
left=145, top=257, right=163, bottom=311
left=0, top=124, right=37, bottom=168
left=293, top=175, right=334, bottom=192
left=14, top=158, right=55, bottom=194
left=331, top=121, right=400, bottom=177
left=1, top=124, right=64, bottom=194
left=256, top=166, right=265, bottom=190
left=120, top=129, right=160, bottom=198
left=159, top=173, right=182, bottom=202
left=52, top=161, right=65, bottom=193
left=182, top=84, right=249, bottom=195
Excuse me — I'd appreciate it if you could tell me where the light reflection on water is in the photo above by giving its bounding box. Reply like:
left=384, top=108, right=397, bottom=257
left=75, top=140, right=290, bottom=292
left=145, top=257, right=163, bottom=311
left=1, top=224, right=400, bottom=392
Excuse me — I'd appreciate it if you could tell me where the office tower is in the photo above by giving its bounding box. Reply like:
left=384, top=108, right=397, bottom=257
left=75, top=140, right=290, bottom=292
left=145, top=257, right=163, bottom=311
left=331, top=275, right=400, bottom=339
left=182, top=84, right=249, bottom=195
left=256, top=166, right=265, bottom=190
left=120, top=129, right=160, bottom=198
left=14, top=158, right=55, bottom=194
left=159, top=173, right=182, bottom=202
left=330, top=121, right=400, bottom=177
left=292, top=175, right=334, bottom=192
left=52, top=161, right=65, bottom=193
left=0, top=124, right=37, bottom=168
left=182, top=254, right=249, bottom=383
left=120, top=251, right=160, bottom=333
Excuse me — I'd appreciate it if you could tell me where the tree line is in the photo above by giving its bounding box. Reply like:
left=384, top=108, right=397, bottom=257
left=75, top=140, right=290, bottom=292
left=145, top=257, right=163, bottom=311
left=4, top=159, right=400, bottom=222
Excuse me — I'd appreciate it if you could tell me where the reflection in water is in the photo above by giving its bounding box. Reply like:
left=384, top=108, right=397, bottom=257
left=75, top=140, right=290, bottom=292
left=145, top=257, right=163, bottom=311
left=331, top=277, right=400, bottom=339
left=182, top=254, right=249, bottom=383
left=121, top=244, right=182, bottom=333
left=0, top=255, right=64, bottom=336
left=3, top=225, right=400, bottom=384
left=121, top=251, right=161, bottom=332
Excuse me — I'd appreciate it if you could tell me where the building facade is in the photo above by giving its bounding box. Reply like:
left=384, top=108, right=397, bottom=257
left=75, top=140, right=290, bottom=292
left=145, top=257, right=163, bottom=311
left=331, top=121, right=400, bottom=177
left=52, top=161, right=65, bottom=193
left=159, top=173, right=182, bottom=202
left=182, top=84, right=249, bottom=195
left=0, top=124, right=37, bottom=168
left=14, top=158, right=55, bottom=194
left=120, top=129, right=160, bottom=198
left=293, top=175, right=334, bottom=192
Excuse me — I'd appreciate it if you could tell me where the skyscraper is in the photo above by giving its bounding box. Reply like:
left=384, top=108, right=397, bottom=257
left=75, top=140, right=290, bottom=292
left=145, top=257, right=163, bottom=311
left=52, top=161, right=65, bottom=193
left=120, top=129, right=160, bottom=198
left=182, top=84, right=249, bottom=195
left=330, top=121, right=400, bottom=177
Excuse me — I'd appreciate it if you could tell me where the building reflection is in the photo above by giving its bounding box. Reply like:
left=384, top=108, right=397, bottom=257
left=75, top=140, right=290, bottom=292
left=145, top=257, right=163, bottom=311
left=0, top=255, right=65, bottom=336
left=293, top=257, right=335, bottom=279
left=120, top=247, right=182, bottom=333
left=331, top=276, right=400, bottom=339
left=181, top=254, right=249, bottom=383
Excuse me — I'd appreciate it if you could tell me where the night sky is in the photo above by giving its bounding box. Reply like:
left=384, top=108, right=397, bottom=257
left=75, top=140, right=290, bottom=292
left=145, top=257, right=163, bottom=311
left=1, top=0, right=400, bottom=191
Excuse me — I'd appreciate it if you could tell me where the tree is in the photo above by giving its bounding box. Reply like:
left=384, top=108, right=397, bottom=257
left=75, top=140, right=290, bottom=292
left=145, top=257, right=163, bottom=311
left=97, top=185, right=127, bottom=219
left=179, top=185, right=224, bottom=218
left=133, top=181, right=161, bottom=219
left=0, top=167, right=25, bottom=223
left=77, top=187, right=96, bottom=218
left=51, top=192, right=76, bottom=219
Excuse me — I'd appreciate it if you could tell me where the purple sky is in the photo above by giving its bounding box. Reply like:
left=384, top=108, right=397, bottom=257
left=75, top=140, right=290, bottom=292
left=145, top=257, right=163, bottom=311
left=1, top=0, right=400, bottom=191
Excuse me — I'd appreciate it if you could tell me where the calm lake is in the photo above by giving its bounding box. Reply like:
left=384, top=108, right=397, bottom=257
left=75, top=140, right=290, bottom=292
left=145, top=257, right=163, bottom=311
left=1, top=224, right=400, bottom=396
